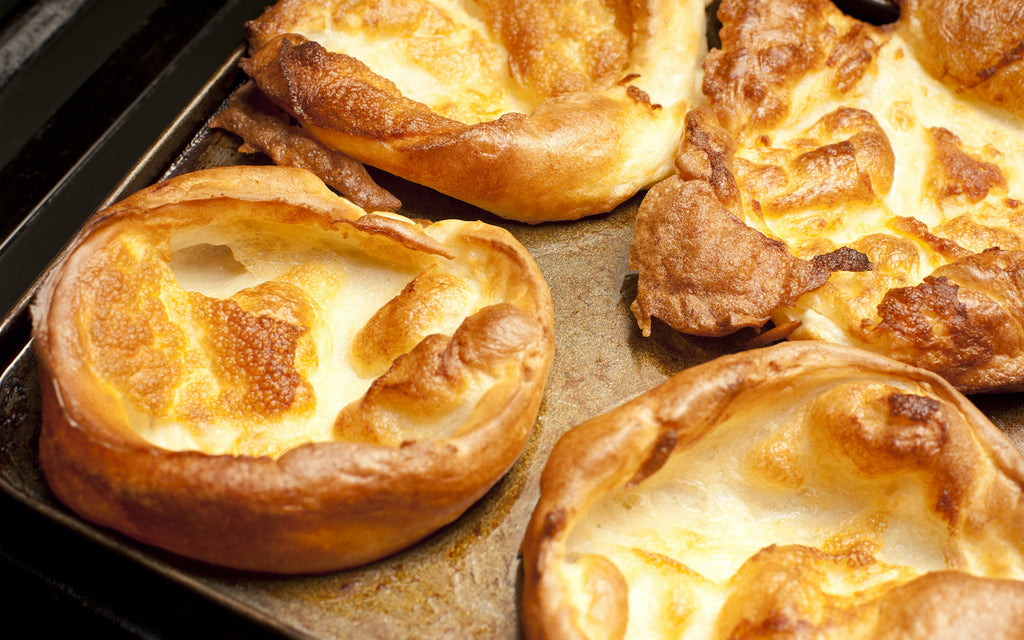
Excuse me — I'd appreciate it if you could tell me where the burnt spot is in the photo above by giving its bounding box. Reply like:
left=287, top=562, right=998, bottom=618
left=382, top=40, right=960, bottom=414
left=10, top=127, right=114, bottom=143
left=927, top=127, right=1006, bottom=202
left=542, top=506, right=567, bottom=540
left=888, top=393, right=941, bottom=423
left=934, top=487, right=959, bottom=525
left=885, top=393, right=948, bottom=458
left=975, top=40, right=1024, bottom=83
left=877, top=276, right=966, bottom=342
left=626, top=84, right=661, bottom=110
left=875, top=273, right=996, bottom=379
left=810, top=245, right=872, bottom=273
left=627, top=428, right=678, bottom=488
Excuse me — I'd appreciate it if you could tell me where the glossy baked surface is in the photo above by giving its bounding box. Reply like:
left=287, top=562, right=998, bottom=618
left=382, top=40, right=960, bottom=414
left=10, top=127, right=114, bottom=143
left=229, top=0, right=709, bottom=221
left=523, top=341, right=1024, bottom=640
left=630, top=0, right=1024, bottom=392
left=30, top=165, right=554, bottom=573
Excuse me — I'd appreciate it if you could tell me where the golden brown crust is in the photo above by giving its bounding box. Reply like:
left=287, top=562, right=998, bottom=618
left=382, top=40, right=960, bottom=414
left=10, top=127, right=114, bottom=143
left=630, top=107, right=873, bottom=337
left=703, top=0, right=837, bottom=131
left=236, top=0, right=708, bottom=222
left=875, top=250, right=1024, bottom=391
left=631, top=0, right=1024, bottom=392
left=898, top=0, right=1024, bottom=119
left=521, top=342, right=1024, bottom=639
left=31, top=165, right=554, bottom=573
left=628, top=171, right=870, bottom=336
left=209, top=81, right=401, bottom=212
left=335, top=303, right=544, bottom=445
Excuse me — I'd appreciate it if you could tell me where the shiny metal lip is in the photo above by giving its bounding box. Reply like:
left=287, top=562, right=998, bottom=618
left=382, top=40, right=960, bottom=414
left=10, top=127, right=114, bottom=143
left=2, top=0, right=1021, bottom=638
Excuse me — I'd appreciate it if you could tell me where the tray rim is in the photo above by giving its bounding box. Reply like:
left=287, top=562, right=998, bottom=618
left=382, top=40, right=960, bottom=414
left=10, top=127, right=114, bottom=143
left=0, top=16, right=312, bottom=640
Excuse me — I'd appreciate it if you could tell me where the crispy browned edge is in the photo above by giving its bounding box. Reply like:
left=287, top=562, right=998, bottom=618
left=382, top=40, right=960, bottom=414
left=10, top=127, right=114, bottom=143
left=630, top=0, right=1024, bottom=394
left=31, top=165, right=555, bottom=574
left=209, top=80, right=403, bottom=212
left=235, top=0, right=692, bottom=223
left=898, top=0, right=1024, bottom=120
left=519, top=341, right=1024, bottom=639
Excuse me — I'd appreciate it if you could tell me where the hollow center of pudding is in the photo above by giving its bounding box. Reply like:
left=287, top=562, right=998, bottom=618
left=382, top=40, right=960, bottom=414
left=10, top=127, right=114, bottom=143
left=297, top=0, right=646, bottom=122
left=85, top=219, right=493, bottom=458
left=562, top=374, right=1019, bottom=639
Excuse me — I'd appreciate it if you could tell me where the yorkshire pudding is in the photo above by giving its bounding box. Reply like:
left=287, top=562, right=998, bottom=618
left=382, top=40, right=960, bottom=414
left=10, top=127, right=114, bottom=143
left=229, top=0, right=709, bottom=222
left=31, top=165, right=554, bottom=574
left=522, top=341, right=1024, bottom=639
left=629, top=0, right=1024, bottom=392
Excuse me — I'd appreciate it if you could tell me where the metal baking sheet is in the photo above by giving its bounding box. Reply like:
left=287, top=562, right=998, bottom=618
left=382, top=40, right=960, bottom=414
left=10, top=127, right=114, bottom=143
left=3, top=9, right=1024, bottom=640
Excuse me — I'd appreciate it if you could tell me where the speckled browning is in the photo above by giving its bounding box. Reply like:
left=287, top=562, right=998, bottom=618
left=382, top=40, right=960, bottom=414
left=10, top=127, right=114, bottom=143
left=226, top=0, right=708, bottom=221
left=522, top=342, right=1024, bottom=640
left=630, top=0, right=1024, bottom=392
left=31, top=165, right=555, bottom=574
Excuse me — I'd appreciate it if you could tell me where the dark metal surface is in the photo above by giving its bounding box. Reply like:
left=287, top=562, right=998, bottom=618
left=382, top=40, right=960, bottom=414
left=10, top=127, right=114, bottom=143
left=1, top=0, right=1022, bottom=638
left=0, top=0, right=268, bottom=320
left=833, top=0, right=899, bottom=24
left=0, top=8, right=749, bottom=634
left=0, top=1, right=286, bottom=637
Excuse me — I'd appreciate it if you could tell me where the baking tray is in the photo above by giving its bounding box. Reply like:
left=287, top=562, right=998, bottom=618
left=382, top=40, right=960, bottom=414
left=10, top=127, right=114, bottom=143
left=2, top=3, right=1023, bottom=639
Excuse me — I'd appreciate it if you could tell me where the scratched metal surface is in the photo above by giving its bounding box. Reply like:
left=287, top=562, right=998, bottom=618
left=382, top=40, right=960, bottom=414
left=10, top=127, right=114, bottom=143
left=3, top=1, right=1024, bottom=637
left=4, top=90, right=1024, bottom=640
left=0, top=124, right=745, bottom=640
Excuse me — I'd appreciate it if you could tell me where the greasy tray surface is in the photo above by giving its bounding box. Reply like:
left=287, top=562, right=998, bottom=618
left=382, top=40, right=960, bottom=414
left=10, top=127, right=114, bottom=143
left=0, top=161, right=744, bottom=637
left=3, top=24, right=1024, bottom=640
